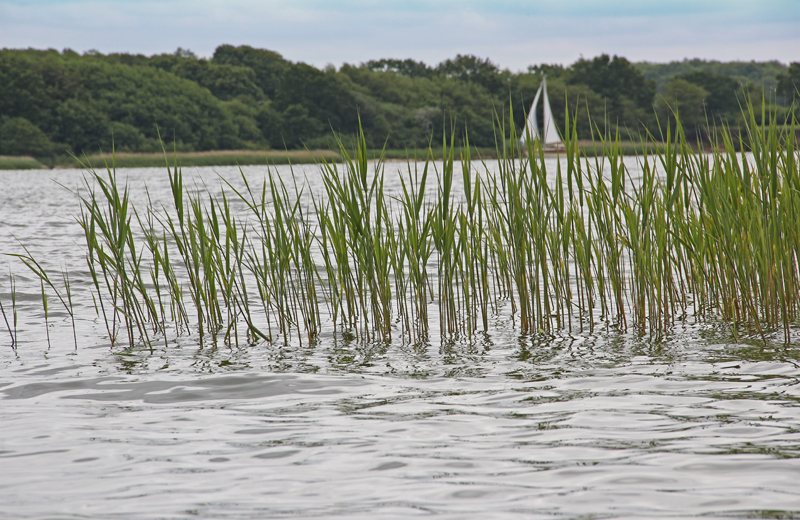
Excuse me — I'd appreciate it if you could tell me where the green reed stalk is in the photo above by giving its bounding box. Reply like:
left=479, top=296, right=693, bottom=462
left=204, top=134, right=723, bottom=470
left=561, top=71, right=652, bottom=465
left=163, top=163, right=211, bottom=342
left=11, top=273, right=17, bottom=348
left=0, top=272, right=16, bottom=350
left=40, top=279, right=50, bottom=348
left=78, top=164, right=159, bottom=348
left=316, top=122, right=392, bottom=340
left=431, top=129, right=460, bottom=336
left=61, top=269, right=78, bottom=349
left=395, top=154, right=434, bottom=342
left=11, top=245, right=78, bottom=349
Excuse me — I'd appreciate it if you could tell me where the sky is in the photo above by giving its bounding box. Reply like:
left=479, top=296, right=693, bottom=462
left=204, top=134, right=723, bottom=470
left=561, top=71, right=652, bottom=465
left=1, top=0, right=798, bottom=70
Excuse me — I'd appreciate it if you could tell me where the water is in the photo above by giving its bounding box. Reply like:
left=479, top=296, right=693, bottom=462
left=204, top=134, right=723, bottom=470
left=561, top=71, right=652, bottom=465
left=1, top=164, right=800, bottom=519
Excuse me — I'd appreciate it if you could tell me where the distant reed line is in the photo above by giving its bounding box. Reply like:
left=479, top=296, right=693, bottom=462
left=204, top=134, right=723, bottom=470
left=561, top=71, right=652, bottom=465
left=6, top=101, right=800, bottom=350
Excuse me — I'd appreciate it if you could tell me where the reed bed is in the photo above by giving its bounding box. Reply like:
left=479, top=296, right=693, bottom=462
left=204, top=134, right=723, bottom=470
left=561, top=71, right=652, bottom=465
left=0, top=155, right=46, bottom=170
left=51, top=149, right=341, bottom=169
left=6, top=102, right=800, bottom=350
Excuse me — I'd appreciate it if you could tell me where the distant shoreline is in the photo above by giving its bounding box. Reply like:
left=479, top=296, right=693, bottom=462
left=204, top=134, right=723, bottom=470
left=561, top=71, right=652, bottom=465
left=0, top=150, right=340, bottom=170
left=0, top=142, right=673, bottom=170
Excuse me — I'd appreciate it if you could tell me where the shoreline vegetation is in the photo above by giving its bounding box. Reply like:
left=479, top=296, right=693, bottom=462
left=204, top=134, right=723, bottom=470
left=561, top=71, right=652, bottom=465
left=0, top=141, right=668, bottom=169
left=1, top=46, right=798, bottom=166
left=5, top=100, right=800, bottom=353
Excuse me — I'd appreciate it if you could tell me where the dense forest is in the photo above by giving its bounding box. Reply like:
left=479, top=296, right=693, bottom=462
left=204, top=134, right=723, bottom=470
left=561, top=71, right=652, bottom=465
left=1, top=45, right=798, bottom=158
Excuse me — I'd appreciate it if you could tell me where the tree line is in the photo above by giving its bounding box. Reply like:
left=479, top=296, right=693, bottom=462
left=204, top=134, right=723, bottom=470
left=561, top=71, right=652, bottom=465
left=1, top=45, right=798, bottom=158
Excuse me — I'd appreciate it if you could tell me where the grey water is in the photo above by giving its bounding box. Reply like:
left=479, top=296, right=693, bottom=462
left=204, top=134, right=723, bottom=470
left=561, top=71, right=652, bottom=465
left=1, top=163, right=799, bottom=519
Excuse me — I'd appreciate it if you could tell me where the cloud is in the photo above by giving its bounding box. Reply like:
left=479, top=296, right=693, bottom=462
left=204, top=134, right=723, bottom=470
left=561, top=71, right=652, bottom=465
left=1, top=0, right=797, bottom=68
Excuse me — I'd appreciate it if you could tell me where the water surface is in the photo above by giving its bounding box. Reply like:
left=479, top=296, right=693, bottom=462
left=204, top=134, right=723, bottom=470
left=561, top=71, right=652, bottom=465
left=1, top=164, right=799, bottom=519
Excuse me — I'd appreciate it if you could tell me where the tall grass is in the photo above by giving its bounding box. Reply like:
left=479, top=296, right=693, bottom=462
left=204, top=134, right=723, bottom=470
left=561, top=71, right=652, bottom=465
left=9, top=100, right=800, bottom=349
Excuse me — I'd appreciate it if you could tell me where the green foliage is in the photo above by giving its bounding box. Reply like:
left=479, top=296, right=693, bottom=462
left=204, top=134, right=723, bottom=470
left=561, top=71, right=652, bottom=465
left=212, top=45, right=288, bottom=99
left=55, top=98, right=112, bottom=153
left=569, top=54, right=656, bottom=116
left=0, top=117, right=57, bottom=156
left=365, top=58, right=434, bottom=78
left=0, top=49, right=78, bottom=134
left=636, top=58, right=787, bottom=91
left=433, top=77, right=497, bottom=146
left=657, top=79, right=710, bottom=137
left=172, top=59, right=265, bottom=101
left=564, top=55, right=658, bottom=136
left=0, top=46, right=792, bottom=155
left=108, top=122, right=147, bottom=151
left=222, top=99, right=263, bottom=144
left=526, top=63, right=570, bottom=79
left=258, top=103, right=324, bottom=149
left=67, top=59, right=248, bottom=151
left=0, top=48, right=262, bottom=153
left=777, top=62, right=800, bottom=106
left=437, top=54, right=508, bottom=96
left=273, top=63, right=360, bottom=135
left=678, top=71, right=741, bottom=118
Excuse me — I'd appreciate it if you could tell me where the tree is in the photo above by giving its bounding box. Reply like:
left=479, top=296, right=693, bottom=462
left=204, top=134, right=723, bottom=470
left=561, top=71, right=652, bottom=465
left=365, top=58, right=434, bottom=78
left=213, top=45, right=288, bottom=99
left=635, top=59, right=786, bottom=92
left=273, top=63, right=360, bottom=135
left=777, top=62, right=800, bottom=106
left=7, top=46, right=761, bottom=155
left=108, top=121, right=147, bottom=151
left=0, top=117, right=57, bottom=156
left=437, top=54, right=506, bottom=96
left=55, top=98, right=111, bottom=153
left=657, top=79, right=709, bottom=138
left=172, top=59, right=265, bottom=101
left=569, top=54, right=656, bottom=124
left=0, top=50, right=81, bottom=135
left=526, top=63, right=569, bottom=79
left=72, top=60, right=245, bottom=151
left=432, top=76, right=497, bottom=146
left=678, top=71, right=741, bottom=118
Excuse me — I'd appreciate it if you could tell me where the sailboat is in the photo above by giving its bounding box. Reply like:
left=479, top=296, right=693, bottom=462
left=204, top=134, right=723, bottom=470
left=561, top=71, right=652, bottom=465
left=520, top=76, right=563, bottom=151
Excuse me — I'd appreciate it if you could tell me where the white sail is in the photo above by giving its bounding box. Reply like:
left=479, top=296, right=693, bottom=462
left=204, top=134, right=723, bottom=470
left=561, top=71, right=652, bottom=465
left=520, top=82, right=542, bottom=145
left=520, top=76, right=562, bottom=148
left=541, top=77, right=562, bottom=147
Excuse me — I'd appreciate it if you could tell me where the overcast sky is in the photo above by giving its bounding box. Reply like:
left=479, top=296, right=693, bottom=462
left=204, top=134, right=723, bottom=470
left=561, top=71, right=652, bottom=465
left=2, top=0, right=798, bottom=69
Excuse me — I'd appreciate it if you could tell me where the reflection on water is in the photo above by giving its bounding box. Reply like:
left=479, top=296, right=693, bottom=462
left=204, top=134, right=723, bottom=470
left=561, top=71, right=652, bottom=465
left=1, top=165, right=799, bottom=519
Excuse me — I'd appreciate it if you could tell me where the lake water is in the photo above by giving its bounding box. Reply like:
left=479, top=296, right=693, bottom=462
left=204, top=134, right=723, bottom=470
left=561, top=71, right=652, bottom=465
left=1, top=163, right=799, bottom=519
